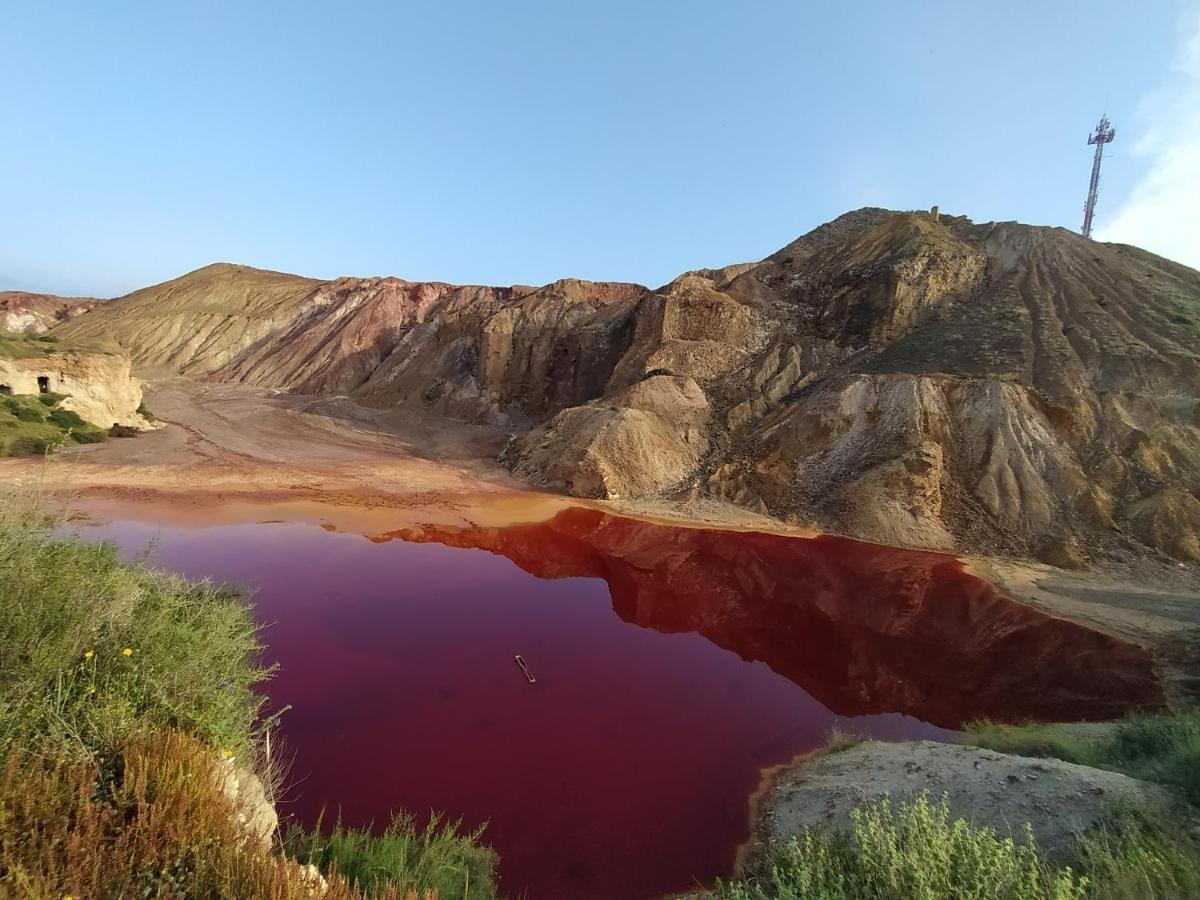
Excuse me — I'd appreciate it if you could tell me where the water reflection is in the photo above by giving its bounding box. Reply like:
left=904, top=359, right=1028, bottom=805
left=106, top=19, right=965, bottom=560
left=380, top=508, right=1164, bottom=728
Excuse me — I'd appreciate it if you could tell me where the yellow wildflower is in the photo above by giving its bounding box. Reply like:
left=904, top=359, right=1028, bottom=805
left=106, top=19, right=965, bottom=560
left=83, top=650, right=94, bottom=660
left=223, top=749, right=234, bottom=760
left=122, top=648, right=133, bottom=657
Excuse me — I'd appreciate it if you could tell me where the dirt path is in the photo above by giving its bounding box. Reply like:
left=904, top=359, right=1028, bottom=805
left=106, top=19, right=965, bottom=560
left=0, top=377, right=532, bottom=511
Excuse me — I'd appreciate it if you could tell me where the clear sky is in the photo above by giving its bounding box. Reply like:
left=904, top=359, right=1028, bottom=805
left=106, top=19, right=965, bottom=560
left=3, top=1, right=1198, bottom=297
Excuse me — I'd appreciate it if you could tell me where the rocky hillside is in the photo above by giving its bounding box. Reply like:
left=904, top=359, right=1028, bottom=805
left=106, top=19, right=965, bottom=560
left=54, top=209, right=1200, bottom=564
left=0, top=292, right=98, bottom=333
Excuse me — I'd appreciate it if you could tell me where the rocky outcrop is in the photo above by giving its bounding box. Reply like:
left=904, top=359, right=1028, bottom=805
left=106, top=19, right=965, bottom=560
left=0, top=348, right=149, bottom=428
left=219, top=758, right=278, bottom=850
left=758, top=740, right=1174, bottom=863
left=51, top=208, right=1200, bottom=563
left=507, top=375, right=710, bottom=498
left=0, top=291, right=98, bottom=333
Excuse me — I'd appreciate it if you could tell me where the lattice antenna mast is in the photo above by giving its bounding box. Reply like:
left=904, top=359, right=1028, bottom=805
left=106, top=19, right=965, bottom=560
left=1081, top=115, right=1115, bottom=238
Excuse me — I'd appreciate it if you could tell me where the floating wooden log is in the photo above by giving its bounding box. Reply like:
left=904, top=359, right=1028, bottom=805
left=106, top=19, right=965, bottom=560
left=514, top=654, right=536, bottom=684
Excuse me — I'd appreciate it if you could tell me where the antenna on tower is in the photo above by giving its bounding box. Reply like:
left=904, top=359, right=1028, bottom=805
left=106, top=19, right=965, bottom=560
left=1081, top=115, right=1115, bottom=238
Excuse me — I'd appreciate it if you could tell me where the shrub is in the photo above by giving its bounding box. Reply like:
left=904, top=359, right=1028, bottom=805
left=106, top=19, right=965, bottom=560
left=37, top=391, right=65, bottom=407
left=7, top=435, right=54, bottom=455
left=71, top=427, right=109, bottom=444
left=136, top=401, right=155, bottom=421
left=0, top=730, right=426, bottom=900
left=47, top=407, right=86, bottom=430
left=288, top=814, right=499, bottom=900
left=642, top=367, right=676, bottom=380
left=8, top=402, right=44, bottom=422
left=717, top=793, right=1085, bottom=900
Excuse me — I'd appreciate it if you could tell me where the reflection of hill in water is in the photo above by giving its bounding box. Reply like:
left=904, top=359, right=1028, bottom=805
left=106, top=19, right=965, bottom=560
left=375, top=508, right=1164, bottom=728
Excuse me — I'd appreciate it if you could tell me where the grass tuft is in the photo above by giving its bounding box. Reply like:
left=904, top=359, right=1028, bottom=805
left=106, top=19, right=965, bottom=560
left=287, top=814, right=499, bottom=900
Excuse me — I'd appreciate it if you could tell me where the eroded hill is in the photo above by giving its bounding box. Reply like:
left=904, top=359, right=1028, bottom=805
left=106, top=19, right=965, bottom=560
left=54, top=209, right=1200, bottom=564
left=0, top=291, right=98, bottom=334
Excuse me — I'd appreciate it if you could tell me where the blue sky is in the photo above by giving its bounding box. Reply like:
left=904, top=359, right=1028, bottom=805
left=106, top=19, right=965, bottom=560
left=3, top=1, right=1197, bottom=297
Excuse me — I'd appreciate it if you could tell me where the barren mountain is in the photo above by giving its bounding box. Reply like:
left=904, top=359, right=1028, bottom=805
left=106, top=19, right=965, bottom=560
left=0, top=291, right=98, bottom=333
left=54, top=209, right=1200, bottom=564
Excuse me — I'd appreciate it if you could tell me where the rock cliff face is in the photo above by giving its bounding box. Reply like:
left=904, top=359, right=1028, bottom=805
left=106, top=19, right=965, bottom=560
left=53, top=209, right=1200, bottom=563
left=0, top=348, right=148, bottom=428
left=0, top=291, right=98, bottom=333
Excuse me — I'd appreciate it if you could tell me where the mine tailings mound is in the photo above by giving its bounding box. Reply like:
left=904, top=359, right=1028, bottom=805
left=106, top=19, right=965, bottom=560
left=54, top=208, right=1200, bottom=565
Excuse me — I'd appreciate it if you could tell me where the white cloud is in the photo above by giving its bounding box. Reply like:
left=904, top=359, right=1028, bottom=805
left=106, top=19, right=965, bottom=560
left=1094, top=13, right=1200, bottom=269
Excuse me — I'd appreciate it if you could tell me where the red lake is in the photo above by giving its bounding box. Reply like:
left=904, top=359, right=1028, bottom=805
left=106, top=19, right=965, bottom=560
left=72, top=505, right=1164, bottom=900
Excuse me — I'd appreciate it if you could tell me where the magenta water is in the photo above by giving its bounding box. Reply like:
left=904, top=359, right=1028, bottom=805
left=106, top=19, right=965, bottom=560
left=72, top=508, right=1162, bottom=900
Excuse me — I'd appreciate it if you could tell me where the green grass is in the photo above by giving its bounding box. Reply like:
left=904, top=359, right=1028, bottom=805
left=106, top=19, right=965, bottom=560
left=0, top=329, right=102, bottom=359
left=717, top=793, right=1087, bottom=900
left=0, top=392, right=108, bottom=456
left=1079, top=817, right=1200, bottom=900
left=287, top=814, right=499, bottom=900
left=0, top=492, right=270, bottom=760
left=967, top=713, right=1200, bottom=804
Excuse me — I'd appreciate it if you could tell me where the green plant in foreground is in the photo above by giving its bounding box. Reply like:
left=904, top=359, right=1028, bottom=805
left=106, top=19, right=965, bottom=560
left=717, top=793, right=1086, bottom=900
left=1078, top=817, right=1200, bottom=900
left=287, top=813, right=499, bottom=900
left=0, top=492, right=269, bottom=760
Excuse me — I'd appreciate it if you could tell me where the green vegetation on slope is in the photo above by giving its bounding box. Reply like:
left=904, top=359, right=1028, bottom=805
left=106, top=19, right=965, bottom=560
left=0, top=492, right=265, bottom=759
left=0, top=330, right=106, bottom=359
left=0, top=392, right=109, bottom=456
left=967, top=713, right=1200, bottom=805
left=0, top=493, right=498, bottom=899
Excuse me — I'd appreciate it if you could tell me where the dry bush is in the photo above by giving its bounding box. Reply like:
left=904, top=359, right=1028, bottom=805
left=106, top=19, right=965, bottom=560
left=0, top=729, right=433, bottom=899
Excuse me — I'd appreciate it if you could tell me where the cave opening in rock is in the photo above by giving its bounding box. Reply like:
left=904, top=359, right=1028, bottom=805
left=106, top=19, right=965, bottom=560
left=0, top=384, right=11, bottom=396
left=37, top=376, right=49, bottom=393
